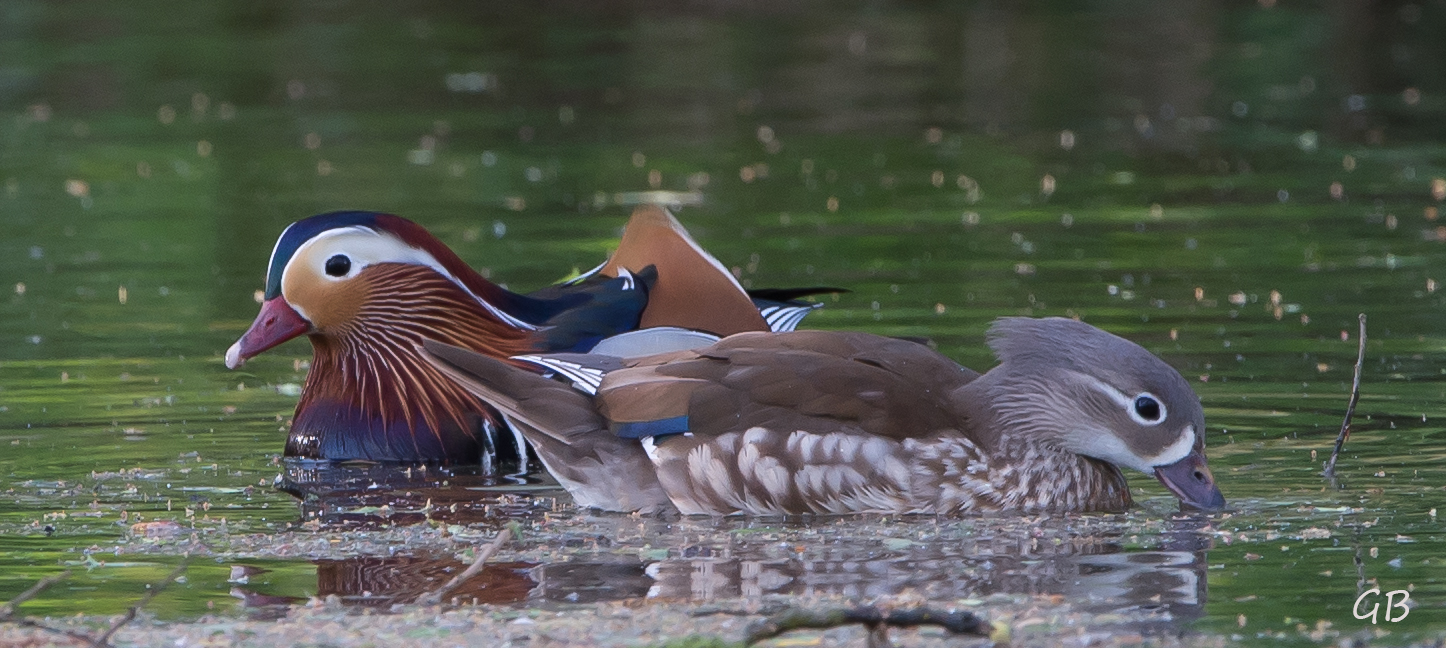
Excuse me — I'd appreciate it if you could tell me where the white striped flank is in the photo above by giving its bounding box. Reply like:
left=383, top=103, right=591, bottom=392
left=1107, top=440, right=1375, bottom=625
left=758, top=303, right=821, bottom=333
left=513, top=355, right=605, bottom=395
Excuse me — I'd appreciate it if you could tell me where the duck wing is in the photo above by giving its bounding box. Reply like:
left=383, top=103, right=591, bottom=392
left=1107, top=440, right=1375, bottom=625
left=420, top=340, right=672, bottom=513
left=602, top=330, right=978, bottom=441
left=594, top=331, right=984, bottom=514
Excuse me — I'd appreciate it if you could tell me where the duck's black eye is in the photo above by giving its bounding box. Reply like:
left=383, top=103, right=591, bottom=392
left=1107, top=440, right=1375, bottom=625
left=1133, top=395, right=1162, bottom=421
left=324, top=254, right=352, bottom=277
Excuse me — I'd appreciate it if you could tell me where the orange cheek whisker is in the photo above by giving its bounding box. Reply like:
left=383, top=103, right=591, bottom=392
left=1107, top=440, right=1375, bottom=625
left=290, top=264, right=539, bottom=461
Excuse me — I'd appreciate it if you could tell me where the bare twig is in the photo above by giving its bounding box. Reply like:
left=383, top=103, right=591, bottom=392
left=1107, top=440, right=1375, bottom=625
left=1, top=570, right=71, bottom=621
left=91, top=559, right=191, bottom=647
left=3, top=571, right=96, bottom=646
left=417, top=523, right=518, bottom=606
left=4, top=563, right=191, bottom=647
left=743, top=605, right=997, bottom=647
left=689, top=601, right=792, bottom=618
left=1324, top=313, right=1367, bottom=479
left=14, top=617, right=103, bottom=645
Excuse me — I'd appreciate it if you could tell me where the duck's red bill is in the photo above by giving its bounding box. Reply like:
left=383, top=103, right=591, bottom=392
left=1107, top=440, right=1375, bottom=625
left=1154, top=447, right=1226, bottom=511
left=226, top=296, right=311, bottom=369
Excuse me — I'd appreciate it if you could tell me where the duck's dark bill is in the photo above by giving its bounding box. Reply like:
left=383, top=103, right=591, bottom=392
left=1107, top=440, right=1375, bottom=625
left=1154, top=448, right=1226, bottom=512
left=226, top=296, right=311, bottom=369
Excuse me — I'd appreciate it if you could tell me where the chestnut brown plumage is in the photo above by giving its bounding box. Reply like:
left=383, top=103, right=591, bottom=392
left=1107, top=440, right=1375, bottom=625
left=285, top=264, right=536, bottom=461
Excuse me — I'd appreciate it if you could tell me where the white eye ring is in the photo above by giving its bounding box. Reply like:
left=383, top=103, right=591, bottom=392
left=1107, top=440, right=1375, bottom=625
left=1129, top=392, right=1166, bottom=426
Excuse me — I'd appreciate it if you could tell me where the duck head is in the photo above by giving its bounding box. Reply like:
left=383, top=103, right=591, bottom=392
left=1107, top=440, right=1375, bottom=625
left=980, top=317, right=1225, bottom=511
left=227, top=211, right=548, bottom=368
left=226, top=211, right=574, bottom=464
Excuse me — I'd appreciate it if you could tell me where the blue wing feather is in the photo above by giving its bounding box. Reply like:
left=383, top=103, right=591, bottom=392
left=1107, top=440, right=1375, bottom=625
left=612, top=416, right=690, bottom=440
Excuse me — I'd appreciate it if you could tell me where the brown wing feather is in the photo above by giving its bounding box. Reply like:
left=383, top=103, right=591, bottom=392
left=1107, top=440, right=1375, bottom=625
left=594, top=377, right=706, bottom=424
left=602, top=331, right=976, bottom=443
left=589, top=331, right=987, bottom=514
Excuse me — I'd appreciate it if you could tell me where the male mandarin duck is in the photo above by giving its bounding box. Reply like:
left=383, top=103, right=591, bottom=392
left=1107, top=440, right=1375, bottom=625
left=224, top=206, right=830, bottom=467
left=420, top=317, right=1226, bottom=515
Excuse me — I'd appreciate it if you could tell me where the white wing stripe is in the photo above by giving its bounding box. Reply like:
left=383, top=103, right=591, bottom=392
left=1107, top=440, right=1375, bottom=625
left=514, top=355, right=604, bottom=395
left=782, top=309, right=809, bottom=332
left=761, top=304, right=820, bottom=332
left=560, top=259, right=609, bottom=286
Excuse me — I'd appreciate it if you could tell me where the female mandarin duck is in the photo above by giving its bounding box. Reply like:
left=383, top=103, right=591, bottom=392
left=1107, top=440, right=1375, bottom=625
left=420, top=317, right=1226, bottom=515
left=225, top=206, right=824, bottom=467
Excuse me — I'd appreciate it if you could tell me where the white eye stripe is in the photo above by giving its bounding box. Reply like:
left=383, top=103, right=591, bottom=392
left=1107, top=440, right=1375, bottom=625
left=1075, top=373, right=1132, bottom=408
left=286, top=226, right=539, bottom=331
left=1073, top=373, right=1167, bottom=426
left=299, top=226, right=377, bottom=281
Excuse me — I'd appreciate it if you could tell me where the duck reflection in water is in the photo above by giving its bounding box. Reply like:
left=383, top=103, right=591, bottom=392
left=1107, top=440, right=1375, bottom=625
left=227, top=517, right=1212, bottom=632
left=275, top=460, right=562, bottom=528
left=629, top=518, right=1211, bottom=631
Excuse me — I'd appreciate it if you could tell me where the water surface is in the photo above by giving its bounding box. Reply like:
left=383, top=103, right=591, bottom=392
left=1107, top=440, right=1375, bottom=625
left=2, top=1, right=1445, bottom=643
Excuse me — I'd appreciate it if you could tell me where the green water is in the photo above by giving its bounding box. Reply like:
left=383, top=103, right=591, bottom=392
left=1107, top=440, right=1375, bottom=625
left=2, top=0, right=1445, bottom=643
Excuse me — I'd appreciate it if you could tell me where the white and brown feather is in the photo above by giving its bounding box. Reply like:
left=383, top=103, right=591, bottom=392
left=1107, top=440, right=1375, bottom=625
left=423, top=319, right=1195, bottom=516
left=592, top=330, right=1132, bottom=515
